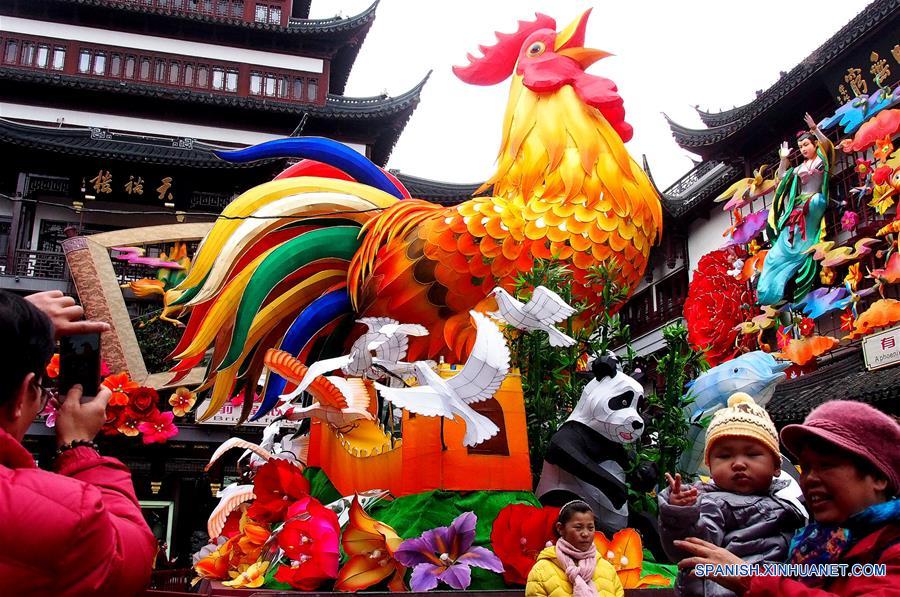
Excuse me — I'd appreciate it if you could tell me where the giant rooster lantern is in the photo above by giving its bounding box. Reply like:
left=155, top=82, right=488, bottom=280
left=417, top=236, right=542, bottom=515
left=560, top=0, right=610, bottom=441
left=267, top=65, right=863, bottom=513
left=170, top=9, right=662, bottom=421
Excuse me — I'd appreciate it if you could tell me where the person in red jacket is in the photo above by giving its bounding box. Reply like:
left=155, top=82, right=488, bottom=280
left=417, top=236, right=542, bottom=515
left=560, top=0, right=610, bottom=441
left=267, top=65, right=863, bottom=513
left=0, top=290, right=157, bottom=595
left=676, top=399, right=900, bottom=596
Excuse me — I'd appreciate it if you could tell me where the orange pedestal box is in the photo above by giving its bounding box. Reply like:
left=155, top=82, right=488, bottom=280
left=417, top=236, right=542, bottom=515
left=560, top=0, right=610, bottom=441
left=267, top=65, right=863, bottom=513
left=307, top=367, right=532, bottom=496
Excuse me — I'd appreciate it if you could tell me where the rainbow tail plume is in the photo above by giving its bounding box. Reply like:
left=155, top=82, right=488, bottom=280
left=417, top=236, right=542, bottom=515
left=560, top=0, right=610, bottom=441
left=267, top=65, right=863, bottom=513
left=170, top=137, right=407, bottom=421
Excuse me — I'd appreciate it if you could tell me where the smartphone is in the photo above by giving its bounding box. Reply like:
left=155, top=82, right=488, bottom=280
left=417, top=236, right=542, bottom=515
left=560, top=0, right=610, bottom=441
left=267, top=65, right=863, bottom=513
left=59, top=333, right=101, bottom=397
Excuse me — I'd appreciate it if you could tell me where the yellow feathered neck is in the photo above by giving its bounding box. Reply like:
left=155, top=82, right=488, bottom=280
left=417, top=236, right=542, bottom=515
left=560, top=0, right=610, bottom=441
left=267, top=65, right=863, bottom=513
left=480, top=75, right=662, bottom=243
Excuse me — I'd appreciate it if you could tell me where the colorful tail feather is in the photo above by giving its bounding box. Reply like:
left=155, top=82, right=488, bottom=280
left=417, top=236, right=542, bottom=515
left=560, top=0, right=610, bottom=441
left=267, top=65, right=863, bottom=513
left=171, top=137, right=407, bottom=421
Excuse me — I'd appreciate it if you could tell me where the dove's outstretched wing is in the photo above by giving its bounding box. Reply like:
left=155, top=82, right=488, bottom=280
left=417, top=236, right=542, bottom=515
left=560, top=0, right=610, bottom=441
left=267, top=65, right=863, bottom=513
left=208, top=484, right=256, bottom=539
left=281, top=353, right=355, bottom=401
left=521, top=286, right=577, bottom=324
left=327, top=377, right=375, bottom=419
left=447, top=311, right=509, bottom=404
left=343, top=318, right=395, bottom=376
left=357, top=317, right=397, bottom=332
left=206, top=437, right=272, bottom=472
left=378, top=322, right=429, bottom=337
left=374, top=382, right=454, bottom=418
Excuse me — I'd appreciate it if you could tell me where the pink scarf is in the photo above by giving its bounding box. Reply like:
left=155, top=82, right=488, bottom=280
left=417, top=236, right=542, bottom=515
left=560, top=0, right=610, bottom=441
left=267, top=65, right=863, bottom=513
left=555, top=538, right=597, bottom=597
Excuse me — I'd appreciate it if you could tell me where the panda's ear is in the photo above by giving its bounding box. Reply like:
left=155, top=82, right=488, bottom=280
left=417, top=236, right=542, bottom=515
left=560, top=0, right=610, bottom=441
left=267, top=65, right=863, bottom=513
left=592, top=355, right=618, bottom=381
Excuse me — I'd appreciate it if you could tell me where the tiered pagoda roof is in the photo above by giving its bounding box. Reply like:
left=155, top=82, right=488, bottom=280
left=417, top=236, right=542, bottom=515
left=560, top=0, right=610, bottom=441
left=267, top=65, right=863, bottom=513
left=665, top=0, right=897, bottom=160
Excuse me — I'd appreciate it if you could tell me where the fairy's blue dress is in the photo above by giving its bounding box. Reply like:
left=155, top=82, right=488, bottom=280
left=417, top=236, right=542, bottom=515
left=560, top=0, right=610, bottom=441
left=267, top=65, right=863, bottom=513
left=758, top=142, right=833, bottom=305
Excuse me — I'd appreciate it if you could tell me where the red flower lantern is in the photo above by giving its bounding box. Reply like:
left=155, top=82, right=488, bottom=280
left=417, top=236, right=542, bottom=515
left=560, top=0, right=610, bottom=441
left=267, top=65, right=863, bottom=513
left=129, top=387, right=160, bottom=416
left=247, top=459, right=311, bottom=522
left=684, top=250, right=753, bottom=366
left=102, top=372, right=140, bottom=406
left=490, top=504, right=559, bottom=585
left=273, top=496, right=340, bottom=590
left=798, top=317, right=815, bottom=337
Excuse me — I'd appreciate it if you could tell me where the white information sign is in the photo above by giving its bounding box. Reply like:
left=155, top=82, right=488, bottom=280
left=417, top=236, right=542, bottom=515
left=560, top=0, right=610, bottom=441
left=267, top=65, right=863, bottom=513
left=196, top=399, right=296, bottom=427
left=862, top=325, right=900, bottom=371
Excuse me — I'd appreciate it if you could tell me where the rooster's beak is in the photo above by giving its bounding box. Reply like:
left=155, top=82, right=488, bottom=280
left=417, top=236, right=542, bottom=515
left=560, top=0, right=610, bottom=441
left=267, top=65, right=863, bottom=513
left=558, top=47, right=613, bottom=69
left=554, top=9, right=612, bottom=69
left=554, top=9, right=591, bottom=51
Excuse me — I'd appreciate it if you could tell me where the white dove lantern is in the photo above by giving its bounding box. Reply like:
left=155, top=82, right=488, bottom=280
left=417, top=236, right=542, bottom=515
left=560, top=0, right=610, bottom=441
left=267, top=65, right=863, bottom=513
left=342, top=318, right=429, bottom=378
left=273, top=319, right=428, bottom=400
left=278, top=352, right=359, bottom=402
left=264, top=349, right=375, bottom=428
left=490, top=286, right=577, bottom=347
left=281, top=376, right=375, bottom=428
left=374, top=311, right=510, bottom=447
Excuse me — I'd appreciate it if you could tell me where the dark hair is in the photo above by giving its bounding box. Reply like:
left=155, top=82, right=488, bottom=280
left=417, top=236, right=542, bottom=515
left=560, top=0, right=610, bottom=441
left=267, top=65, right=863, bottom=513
left=0, top=291, right=55, bottom=407
left=557, top=500, right=593, bottom=527
left=801, top=435, right=888, bottom=485
left=797, top=131, right=816, bottom=144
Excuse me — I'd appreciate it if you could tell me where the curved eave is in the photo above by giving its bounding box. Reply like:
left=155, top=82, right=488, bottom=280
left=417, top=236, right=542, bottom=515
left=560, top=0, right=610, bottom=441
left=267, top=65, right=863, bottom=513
left=288, top=0, right=378, bottom=34
left=393, top=171, right=486, bottom=205
left=694, top=103, right=750, bottom=127
left=291, top=0, right=379, bottom=93
left=641, top=154, right=675, bottom=217
left=0, top=67, right=423, bottom=121
left=360, top=74, right=429, bottom=167
left=324, top=71, right=430, bottom=115
left=310, top=0, right=380, bottom=94
left=661, top=159, right=743, bottom=219
left=0, top=118, right=269, bottom=168
left=663, top=113, right=740, bottom=153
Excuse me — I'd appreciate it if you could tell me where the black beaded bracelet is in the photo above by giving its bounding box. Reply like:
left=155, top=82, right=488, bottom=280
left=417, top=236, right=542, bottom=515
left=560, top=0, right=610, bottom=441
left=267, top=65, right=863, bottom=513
left=56, top=439, right=99, bottom=457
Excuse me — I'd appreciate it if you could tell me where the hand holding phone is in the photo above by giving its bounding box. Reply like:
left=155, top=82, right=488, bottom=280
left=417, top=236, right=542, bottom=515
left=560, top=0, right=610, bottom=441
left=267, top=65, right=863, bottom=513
left=58, top=332, right=101, bottom=398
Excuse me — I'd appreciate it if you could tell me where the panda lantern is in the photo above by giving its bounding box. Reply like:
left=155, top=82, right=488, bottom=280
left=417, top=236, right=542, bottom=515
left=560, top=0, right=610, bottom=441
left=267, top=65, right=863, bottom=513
left=536, top=354, right=656, bottom=536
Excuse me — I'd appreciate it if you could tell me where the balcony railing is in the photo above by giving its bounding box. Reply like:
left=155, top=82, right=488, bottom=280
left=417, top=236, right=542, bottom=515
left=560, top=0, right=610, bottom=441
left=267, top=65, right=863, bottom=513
left=3, top=244, right=199, bottom=285
left=119, top=0, right=247, bottom=21
left=621, top=303, right=684, bottom=339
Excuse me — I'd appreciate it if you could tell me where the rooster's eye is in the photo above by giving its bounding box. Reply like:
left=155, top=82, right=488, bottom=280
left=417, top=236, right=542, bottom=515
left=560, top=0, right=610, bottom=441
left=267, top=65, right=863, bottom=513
left=526, top=41, right=545, bottom=57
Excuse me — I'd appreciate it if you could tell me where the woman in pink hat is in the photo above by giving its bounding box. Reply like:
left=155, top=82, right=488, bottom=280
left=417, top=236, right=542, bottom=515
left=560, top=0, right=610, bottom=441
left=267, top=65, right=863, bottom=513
left=676, top=399, right=900, bottom=596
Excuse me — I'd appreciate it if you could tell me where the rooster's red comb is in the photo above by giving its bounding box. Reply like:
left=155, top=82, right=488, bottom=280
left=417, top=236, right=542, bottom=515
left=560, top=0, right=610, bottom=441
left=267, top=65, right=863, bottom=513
left=452, top=13, right=556, bottom=86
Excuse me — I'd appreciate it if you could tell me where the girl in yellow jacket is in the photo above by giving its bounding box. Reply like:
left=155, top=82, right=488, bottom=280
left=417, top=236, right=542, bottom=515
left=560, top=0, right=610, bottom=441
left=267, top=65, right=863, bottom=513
left=526, top=500, right=624, bottom=597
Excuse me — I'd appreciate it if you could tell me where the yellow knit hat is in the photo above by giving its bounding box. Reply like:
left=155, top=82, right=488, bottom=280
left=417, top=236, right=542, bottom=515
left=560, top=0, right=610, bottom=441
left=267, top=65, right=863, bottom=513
left=703, top=392, right=781, bottom=466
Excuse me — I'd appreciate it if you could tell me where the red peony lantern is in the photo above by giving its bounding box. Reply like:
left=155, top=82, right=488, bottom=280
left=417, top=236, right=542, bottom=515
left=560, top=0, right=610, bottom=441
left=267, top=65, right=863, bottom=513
left=684, top=249, right=753, bottom=366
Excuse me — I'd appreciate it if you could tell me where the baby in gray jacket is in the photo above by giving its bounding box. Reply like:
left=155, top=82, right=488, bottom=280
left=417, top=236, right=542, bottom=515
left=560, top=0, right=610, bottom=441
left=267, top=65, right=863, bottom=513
left=658, top=393, right=806, bottom=596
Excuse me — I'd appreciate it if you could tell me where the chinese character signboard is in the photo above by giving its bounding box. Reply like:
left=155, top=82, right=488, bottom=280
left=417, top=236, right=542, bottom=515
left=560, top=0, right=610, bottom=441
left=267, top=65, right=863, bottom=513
left=81, top=167, right=179, bottom=205
left=823, top=38, right=900, bottom=105
left=194, top=399, right=299, bottom=427
left=862, top=325, right=900, bottom=371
